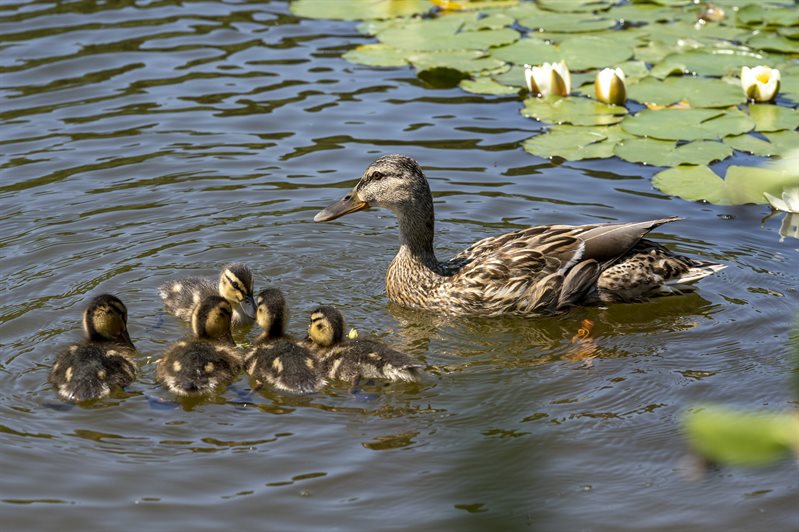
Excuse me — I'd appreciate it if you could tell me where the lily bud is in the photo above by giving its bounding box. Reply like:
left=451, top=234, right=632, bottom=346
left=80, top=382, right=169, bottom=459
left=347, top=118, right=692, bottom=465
left=594, top=67, right=627, bottom=106
left=741, top=66, right=780, bottom=103
left=524, top=60, right=571, bottom=98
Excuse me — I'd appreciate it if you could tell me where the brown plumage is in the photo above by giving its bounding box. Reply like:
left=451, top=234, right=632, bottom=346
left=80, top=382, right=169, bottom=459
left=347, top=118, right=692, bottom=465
left=156, top=295, right=242, bottom=398
left=49, top=294, right=137, bottom=402
left=314, top=154, right=725, bottom=317
left=244, top=288, right=324, bottom=394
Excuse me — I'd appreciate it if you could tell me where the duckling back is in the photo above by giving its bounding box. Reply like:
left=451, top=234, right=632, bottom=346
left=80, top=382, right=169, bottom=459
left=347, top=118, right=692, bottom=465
left=156, top=339, right=241, bottom=397
left=245, top=339, right=324, bottom=394
left=49, top=343, right=137, bottom=402
left=158, top=277, right=217, bottom=322
left=321, top=338, right=423, bottom=383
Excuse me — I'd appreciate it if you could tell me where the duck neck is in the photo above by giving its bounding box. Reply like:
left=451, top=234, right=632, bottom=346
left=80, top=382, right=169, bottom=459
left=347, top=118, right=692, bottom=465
left=395, top=200, right=439, bottom=271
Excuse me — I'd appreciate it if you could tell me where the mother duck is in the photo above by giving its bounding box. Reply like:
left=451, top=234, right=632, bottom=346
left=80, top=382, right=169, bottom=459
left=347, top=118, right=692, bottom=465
left=314, top=154, right=724, bottom=317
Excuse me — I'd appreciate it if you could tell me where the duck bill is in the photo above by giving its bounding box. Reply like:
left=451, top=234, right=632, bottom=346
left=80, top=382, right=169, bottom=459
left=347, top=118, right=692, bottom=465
left=314, top=190, right=369, bottom=222
left=240, top=294, right=256, bottom=320
left=119, top=328, right=135, bottom=350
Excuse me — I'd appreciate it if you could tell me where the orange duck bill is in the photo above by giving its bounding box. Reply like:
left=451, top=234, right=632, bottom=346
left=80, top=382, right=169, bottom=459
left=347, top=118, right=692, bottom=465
left=314, top=189, right=369, bottom=222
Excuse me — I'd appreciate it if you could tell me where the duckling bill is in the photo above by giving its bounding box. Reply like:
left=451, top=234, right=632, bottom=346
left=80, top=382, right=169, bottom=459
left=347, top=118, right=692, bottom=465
left=244, top=288, right=324, bottom=394
left=159, top=263, right=256, bottom=327
left=156, top=295, right=242, bottom=398
left=49, top=294, right=138, bottom=402
left=314, top=154, right=726, bottom=317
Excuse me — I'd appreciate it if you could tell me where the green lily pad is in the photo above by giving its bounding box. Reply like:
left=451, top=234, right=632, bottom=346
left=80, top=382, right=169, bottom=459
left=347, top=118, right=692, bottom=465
left=537, top=0, right=613, bottom=13
left=747, top=33, right=799, bottom=54
left=654, top=47, right=769, bottom=77
left=558, top=35, right=635, bottom=71
left=516, top=11, right=617, bottom=33
left=523, top=125, right=632, bottom=160
left=737, top=4, right=799, bottom=28
left=461, top=12, right=515, bottom=31
left=653, top=164, right=799, bottom=205
left=378, top=17, right=519, bottom=51
left=408, top=50, right=505, bottom=74
left=627, top=76, right=745, bottom=108
left=342, top=43, right=408, bottom=67
left=622, top=108, right=753, bottom=141
left=614, top=138, right=732, bottom=166
left=459, top=76, right=519, bottom=95
left=489, top=37, right=560, bottom=66
left=684, top=406, right=799, bottom=467
left=521, top=96, right=628, bottom=126
left=725, top=130, right=799, bottom=157
left=748, top=104, right=799, bottom=133
left=291, top=0, right=432, bottom=20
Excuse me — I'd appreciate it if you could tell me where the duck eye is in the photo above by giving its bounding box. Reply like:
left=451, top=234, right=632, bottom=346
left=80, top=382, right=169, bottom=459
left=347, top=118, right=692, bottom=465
left=371, top=171, right=383, bottom=181
left=232, top=281, right=241, bottom=291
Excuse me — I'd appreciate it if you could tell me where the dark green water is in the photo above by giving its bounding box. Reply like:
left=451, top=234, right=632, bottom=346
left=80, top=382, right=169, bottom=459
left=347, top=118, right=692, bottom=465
left=1, top=1, right=797, bottom=530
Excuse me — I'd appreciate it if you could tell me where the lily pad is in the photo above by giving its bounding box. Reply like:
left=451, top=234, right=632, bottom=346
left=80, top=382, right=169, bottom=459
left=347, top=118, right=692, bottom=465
left=614, top=138, right=732, bottom=166
left=291, top=0, right=432, bottom=20
left=537, top=0, right=613, bottom=13
left=558, top=35, right=635, bottom=71
left=516, top=11, right=617, bottom=33
left=408, top=50, right=505, bottom=74
left=653, top=164, right=799, bottom=205
left=654, top=47, right=769, bottom=77
left=748, top=104, right=799, bottom=133
left=725, top=130, right=799, bottom=157
left=523, top=125, right=632, bottom=161
left=627, top=76, right=745, bottom=108
left=459, top=76, right=519, bottom=95
left=621, top=108, right=753, bottom=141
left=747, top=33, right=799, bottom=54
left=378, top=17, right=519, bottom=51
left=684, top=406, right=799, bottom=467
left=343, top=43, right=408, bottom=67
left=736, top=4, right=799, bottom=28
left=521, top=96, right=628, bottom=126
left=489, top=38, right=560, bottom=66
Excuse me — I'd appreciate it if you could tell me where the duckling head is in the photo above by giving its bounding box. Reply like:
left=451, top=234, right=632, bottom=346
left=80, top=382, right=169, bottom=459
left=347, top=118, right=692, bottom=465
left=308, top=305, right=345, bottom=347
left=314, top=154, right=432, bottom=223
left=82, top=294, right=134, bottom=349
left=218, top=263, right=256, bottom=319
left=192, top=295, right=234, bottom=345
left=255, top=288, right=288, bottom=338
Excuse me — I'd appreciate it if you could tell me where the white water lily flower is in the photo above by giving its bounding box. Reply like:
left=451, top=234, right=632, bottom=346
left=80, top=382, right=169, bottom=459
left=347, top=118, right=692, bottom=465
left=741, top=66, right=781, bottom=102
left=764, top=186, right=799, bottom=214
left=524, top=60, right=571, bottom=98
left=595, top=67, right=626, bottom=105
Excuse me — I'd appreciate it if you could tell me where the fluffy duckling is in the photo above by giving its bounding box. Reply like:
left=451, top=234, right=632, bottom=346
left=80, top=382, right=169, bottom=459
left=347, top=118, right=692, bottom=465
left=244, top=288, right=324, bottom=394
left=156, top=295, right=242, bottom=398
left=158, top=263, right=256, bottom=327
left=49, top=294, right=138, bottom=402
left=307, top=305, right=423, bottom=386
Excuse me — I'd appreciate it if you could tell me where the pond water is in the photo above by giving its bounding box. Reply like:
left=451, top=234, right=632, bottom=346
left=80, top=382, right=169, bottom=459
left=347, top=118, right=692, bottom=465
left=1, top=1, right=797, bottom=530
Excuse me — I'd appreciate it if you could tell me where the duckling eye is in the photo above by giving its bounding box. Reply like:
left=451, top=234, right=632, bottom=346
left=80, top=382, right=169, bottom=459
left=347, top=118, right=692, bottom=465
left=232, top=281, right=241, bottom=291
left=371, top=171, right=384, bottom=181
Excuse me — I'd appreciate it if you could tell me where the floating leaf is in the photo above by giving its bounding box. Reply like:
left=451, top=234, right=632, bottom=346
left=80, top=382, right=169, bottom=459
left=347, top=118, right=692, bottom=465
left=521, top=97, right=628, bottom=126
left=736, top=4, right=799, bottom=28
left=408, top=50, right=504, bottom=74
left=748, top=104, right=799, bottom=133
left=291, top=0, right=432, bottom=20
left=726, top=130, right=799, bottom=157
left=622, top=108, right=753, bottom=141
left=614, top=138, right=732, bottom=166
left=489, top=38, right=560, bottom=66
left=516, top=11, right=617, bottom=33
left=684, top=406, right=799, bottom=467
left=653, top=164, right=799, bottom=205
left=537, top=0, right=613, bottom=13
left=378, top=17, right=519, bottom=51
left=459, top=76, right=519, bottom=95
left=342, top=43, right=408, bottom=67
left=558, top=35, right=635, bottom=71
left=523, top=125, right=632, bottom=160
left=654, top=48, right=769, bottom=77
left=747, top=33, right=799, bottom=54
left=627, top=76, right=745, bottom=108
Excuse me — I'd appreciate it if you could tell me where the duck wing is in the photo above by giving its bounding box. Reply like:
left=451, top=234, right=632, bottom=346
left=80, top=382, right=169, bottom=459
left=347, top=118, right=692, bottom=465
left=443, top=217, right=684, bottom=315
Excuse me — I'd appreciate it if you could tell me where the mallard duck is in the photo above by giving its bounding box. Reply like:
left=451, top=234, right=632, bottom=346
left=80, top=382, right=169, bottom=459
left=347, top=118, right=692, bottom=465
left=244, top=288, right=324, bottom=394
left=158, top=263, right=256, bottom=327
left=314, top=154, right=726, bottom=317
left=156, top=295, right=242, bottom=397
left=307, top=305, right=423, bottom=386
left=48, top=294, right=138, bottom=402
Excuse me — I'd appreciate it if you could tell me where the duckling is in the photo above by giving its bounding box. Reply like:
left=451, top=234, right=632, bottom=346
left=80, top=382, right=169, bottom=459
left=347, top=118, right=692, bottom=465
left=156, top=295, right=242, bottom=398
left=158, top=263, right=256, bottom=327
left=307, top=305, right=423, bottom=387
left=314, top=154, right=726, bottom=317
left=244, top=288, right=324, bottom=394
left=48, top=294, right=138, bottom=402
